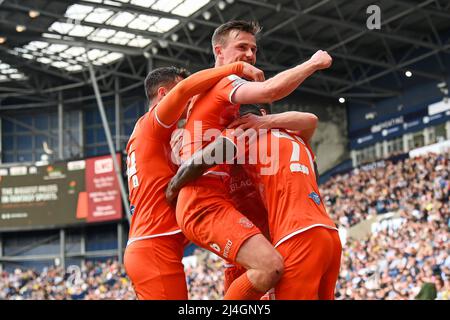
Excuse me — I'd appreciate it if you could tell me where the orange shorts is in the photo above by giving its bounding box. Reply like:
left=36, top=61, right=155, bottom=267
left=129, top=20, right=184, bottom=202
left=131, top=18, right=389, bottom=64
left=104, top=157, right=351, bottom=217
left=176, top=176, right=261, bottom=263
left=233, top=198, right=270, bottom=241
left=274, top=226, right=342, bottom=300
left=124, top=233, right=188, bottom=300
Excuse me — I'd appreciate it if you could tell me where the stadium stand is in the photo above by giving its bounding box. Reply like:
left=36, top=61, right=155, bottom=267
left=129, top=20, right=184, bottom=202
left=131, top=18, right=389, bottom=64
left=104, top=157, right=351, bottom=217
left=1, top=259, right=135, bottom=300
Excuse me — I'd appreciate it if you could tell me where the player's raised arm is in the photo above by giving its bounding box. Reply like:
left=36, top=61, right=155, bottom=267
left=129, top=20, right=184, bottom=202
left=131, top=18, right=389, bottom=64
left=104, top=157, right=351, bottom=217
left=155, top=62, right=264, bottom=127
left=229, top=111, right=318, bottom=144
left=165, top=136, right=236, bottom=204
left=230, top=50, right=332, bottom=105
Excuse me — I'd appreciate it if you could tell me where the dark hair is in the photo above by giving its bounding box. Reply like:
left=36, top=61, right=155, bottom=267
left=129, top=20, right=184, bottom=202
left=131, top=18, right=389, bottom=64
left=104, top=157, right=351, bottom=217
left=239, top=104, right=271, bottom=117
left=211, top=20, right=261, bottom=51
left=144, top=66, right=190, bottom=102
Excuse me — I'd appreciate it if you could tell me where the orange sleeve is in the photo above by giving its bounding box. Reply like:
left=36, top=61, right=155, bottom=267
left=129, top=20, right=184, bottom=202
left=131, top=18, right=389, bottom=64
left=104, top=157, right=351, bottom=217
left=154, top=62, right=244, bottom=128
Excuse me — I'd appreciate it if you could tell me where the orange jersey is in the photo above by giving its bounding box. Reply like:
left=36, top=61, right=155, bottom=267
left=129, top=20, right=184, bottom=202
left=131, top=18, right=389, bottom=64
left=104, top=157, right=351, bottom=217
left=125, top=63, right=245, bottom=243
left=180, top=75, right=248, bottom=172
left=227, top=129, right=337, bottom=247
left=126, top=110, right=181, bottom=242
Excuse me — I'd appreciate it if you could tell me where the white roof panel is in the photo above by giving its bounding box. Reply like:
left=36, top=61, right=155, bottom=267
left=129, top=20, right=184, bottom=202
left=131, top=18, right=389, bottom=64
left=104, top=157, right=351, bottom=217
left=49, top=22, right=73, bottom=35
left=10, top=0, right=212, bottom=75
left=0, top=60, right=26, bottom=82
left=150, top=18, right=180, bottom=33
left=131, top=0, right=157, bottom=7
left=128, top=14, right=158, bottom=30
left=66, top=65, right=83, bottom=72
left=172, top=0, right=210, bottom=17
left=128, top=38, right=152, bottom=48
left=37, top=57, right=53, bottom=64
left=88, top=28, right=117, bottom=42
left=51, top=61, right=70, bottom=68
left=108, top=11, right=135, bottom=27
left=85, top=8, right=115, bottom=24
left=46, top=44, right=69, bottom=53
left=107, top=31, right=135, bottom=46
left=21, top=53, right=34, bottom=60
left=65, top=4, right=93, bottom=20
left=152, top=0, right=184, bottom=12
left=28, top=41, right=49, bottom=50
left=0, top=68, right=17, bottom=74
left=10, top=74, right=26, bottom=80
left=65, top=47, right=86, bottom=57
left=87, top=49, right=109, bottom=61
left=68, top=25, right=95, bottom=37
left=95, top=52, right=123, bottom=65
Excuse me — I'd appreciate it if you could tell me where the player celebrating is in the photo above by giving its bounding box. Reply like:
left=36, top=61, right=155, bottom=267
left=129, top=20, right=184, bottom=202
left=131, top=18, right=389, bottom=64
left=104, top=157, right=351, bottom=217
left=167, top=105, right=342, bottom=299
left=175, top=20, right=333, bottom=300
left=124, top=61, right=264, bottom=299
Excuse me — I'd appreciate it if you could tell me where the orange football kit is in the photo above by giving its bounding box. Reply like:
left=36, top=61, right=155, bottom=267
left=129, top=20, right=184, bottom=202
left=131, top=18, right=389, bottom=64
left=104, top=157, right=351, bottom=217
left=123, top=62, right=246, bottom=299
left=223, top=164, right=270, bottom=293
left=176, top=74, right=268, bottom=270
left=227, top=128, right=342, bottom=299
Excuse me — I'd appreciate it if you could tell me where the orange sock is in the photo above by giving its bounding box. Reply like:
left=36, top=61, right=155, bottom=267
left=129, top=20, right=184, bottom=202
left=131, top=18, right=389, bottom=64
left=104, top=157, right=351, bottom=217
left=223, top=272, right=264, bottom=300
left=224, top=265, right=246, bottom=294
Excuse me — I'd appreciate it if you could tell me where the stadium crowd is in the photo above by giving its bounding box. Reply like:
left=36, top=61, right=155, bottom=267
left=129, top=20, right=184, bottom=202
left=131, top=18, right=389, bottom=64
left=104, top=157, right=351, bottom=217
left=334, top=152, right=450, bottom=299
left=321, top=152, right=449, bottom=228
left=0, top=260, right=136, bottom=300
left=1, top=152, right=448, bottom=300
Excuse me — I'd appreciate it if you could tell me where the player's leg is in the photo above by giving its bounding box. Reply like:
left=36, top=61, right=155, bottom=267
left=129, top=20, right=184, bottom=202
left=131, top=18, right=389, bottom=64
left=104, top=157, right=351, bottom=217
left=318, top=229, right=342, bottom=300
left=223, top=263, right=246, bottom=294
left=176, top=183, right=283, bottom=299
left=224, top=264, right=275, bottom=300
left=225, top=234, right=284, bottom=299
left=273, top=227, right=338, bottom=300
left=124, top=233, right=188, bottom=300
left=224, top=193, right=272, bottom=295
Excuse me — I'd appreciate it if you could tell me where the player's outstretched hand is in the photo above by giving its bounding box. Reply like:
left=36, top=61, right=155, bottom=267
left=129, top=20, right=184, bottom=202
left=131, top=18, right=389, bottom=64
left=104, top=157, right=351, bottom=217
left=241, top=62, right=265, bottom=82
left=309, top=50, right=332, bottom=70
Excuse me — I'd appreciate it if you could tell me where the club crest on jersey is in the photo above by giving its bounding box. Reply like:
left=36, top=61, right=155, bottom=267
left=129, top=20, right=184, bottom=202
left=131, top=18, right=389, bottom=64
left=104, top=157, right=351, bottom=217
left=308, top=192, right=321, bottom=205
left=238, top=217, right=254, bottom=229
left=130, top=205, right=135, bottom=216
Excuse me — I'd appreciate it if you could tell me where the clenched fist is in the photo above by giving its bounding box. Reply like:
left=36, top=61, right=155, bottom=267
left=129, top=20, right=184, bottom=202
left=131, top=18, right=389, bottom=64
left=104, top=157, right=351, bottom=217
left=309, top=50, right=332, bottom=70
left=241, top=62, right=265, bottom=82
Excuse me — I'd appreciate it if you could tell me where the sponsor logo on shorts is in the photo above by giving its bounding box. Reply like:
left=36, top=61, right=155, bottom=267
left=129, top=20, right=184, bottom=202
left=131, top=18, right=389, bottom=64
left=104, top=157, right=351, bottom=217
left=238, top=217, right=254, bottom=229
left=209, top=243, right=221, bottom=253
left=223, top=240, right=233, bottom=258
left=308, top=192, right=321, bottom=205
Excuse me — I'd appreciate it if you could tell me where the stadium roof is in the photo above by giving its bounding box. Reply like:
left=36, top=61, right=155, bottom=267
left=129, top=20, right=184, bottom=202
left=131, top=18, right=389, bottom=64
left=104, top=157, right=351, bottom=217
left=0, top=0, right=449, bottom=109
